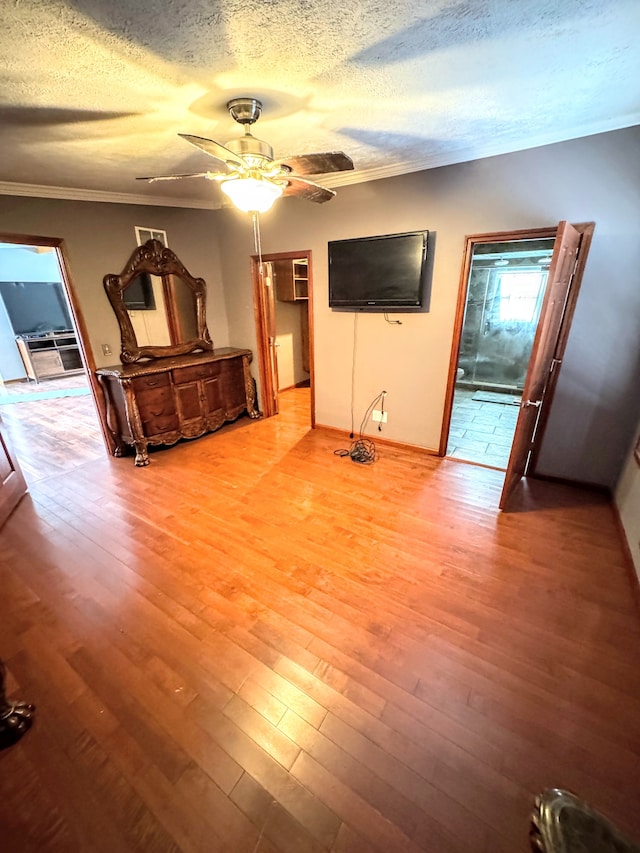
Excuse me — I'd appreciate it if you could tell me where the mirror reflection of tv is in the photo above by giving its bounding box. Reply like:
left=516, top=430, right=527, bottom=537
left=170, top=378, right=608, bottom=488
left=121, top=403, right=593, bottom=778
left=124, top=273, right=156, bottom=311
left=328, top=230, right=429, bottom=311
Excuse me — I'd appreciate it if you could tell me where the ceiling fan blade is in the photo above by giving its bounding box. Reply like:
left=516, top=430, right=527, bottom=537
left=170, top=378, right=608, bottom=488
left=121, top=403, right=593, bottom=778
left=273, top=152, right=354, bottom=176
left=136, top=172, right=224, bottom=183
left=178, top=133, right=244, bottom=169
left=282, top=176, right=336, bottom=203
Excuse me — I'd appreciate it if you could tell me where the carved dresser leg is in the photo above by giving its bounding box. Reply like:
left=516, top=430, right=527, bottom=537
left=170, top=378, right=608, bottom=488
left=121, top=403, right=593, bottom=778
left=242, top=354, right=262, bottom=418
left=0, top=659, right=35, bottom=749
left=133, top=441, right=150, bottom=466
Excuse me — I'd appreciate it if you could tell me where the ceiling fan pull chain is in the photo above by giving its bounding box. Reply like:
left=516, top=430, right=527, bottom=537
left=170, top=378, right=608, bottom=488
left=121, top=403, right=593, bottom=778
left=252, top=211, right=263, bottom=262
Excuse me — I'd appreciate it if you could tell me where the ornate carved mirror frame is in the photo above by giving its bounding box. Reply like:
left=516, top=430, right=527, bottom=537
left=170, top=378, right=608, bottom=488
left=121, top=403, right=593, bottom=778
left=104, top=239, right=213, bottom=363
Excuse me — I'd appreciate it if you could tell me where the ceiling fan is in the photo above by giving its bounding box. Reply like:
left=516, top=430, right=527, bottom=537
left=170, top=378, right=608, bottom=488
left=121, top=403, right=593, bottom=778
left=137, top=97, right=354, bottom=213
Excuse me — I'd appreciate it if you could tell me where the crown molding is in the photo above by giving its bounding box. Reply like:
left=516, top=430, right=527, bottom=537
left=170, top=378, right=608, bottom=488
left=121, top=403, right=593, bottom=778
left=0, top=116, right=638, bottom=208
left=323, top=115, right=640, bottom=188
left=0, top=181, right=221, bottom=209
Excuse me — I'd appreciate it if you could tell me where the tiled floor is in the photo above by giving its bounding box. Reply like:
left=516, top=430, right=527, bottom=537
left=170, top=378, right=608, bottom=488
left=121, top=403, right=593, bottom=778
left=446, top=387, right=520, bottom=469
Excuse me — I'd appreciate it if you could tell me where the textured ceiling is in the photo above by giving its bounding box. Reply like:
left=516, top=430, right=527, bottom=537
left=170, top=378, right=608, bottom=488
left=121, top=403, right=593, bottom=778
left=1, top=0, right=639, bottom=208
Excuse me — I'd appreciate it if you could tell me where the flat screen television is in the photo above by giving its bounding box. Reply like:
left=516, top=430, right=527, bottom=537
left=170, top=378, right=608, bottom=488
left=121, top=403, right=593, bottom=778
left=328, top=230, right=429, bottom=310
left=0, top=280, right=73, bottom=335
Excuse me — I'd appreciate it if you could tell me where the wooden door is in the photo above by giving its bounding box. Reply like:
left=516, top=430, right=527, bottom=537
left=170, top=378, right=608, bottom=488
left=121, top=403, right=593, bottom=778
left=0, top=414, right=27, bottom=528
left=267, top=264, right=280, bottom=414
left=252, top=251, right=314, bottom=422
left=250, top=257, right=278, bottom=417
left=499, top=221, right=581, bottom=509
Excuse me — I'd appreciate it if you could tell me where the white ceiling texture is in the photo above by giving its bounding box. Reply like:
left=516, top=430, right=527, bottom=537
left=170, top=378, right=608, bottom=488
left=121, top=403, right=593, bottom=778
left=1, top=0, right=639, bottom=209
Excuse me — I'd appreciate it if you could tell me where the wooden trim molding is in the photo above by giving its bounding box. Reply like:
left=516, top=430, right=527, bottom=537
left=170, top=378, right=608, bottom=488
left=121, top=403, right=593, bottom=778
left=0, top=231, right=113, bottom=455
left=315, top=423, right=439, bottom=456
left=439, top=222, right=595, bottom=478
left=439, top=226, right=557, bottom=457
left=251, top=256, right=276, bottom=418
left=528, top=222, right=595, bottom=475
left=611, top=499, right=640, bottom=614
left=251, top=249, right=315, bottom=426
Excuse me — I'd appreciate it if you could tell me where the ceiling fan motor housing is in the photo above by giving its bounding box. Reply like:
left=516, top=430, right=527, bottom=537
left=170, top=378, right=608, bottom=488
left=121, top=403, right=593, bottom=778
left=225, top=133, right=274, bottom=162
left=227, top=97, right=262, bottom=125
left=225, top=99, right=274, bottom=162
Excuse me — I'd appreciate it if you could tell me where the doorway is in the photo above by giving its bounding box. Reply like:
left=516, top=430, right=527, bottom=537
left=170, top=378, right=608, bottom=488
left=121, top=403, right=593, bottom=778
left=0, top=234, right=109, bottom=482
left=446, top=236, right=556, bottom=468
left=440, top=222, right=594, bottom=505
left=251, top=250, right=314, bottom=424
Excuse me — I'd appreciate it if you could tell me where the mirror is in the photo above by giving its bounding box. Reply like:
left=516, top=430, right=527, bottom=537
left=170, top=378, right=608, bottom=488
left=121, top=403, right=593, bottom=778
left=103, top=240, right=213, bottom=363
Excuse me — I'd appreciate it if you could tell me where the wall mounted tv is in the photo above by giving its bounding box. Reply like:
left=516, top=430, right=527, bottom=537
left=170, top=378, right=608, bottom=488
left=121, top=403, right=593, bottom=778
left=328, top=230, right=429, bottom=311
left=123, top=272, right=156, bottom=311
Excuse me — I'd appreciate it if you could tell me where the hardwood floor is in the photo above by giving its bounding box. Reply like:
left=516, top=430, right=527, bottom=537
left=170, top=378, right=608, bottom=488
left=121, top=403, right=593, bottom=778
left=1, top=386, right=639, bottom=852
left=0, top=374, right=105, bottom=484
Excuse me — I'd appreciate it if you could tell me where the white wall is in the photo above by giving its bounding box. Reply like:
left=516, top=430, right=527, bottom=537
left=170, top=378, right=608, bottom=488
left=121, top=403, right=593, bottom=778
left=218, top=126, right=640, bottom=488
left=275, top=299, right=307, bottom=390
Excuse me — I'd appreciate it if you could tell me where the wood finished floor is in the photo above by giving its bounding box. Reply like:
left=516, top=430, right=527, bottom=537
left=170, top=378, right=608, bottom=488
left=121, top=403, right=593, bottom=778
left=0, top=373, right=104, bottom=484
left=1, top=387, right=640, bottom=852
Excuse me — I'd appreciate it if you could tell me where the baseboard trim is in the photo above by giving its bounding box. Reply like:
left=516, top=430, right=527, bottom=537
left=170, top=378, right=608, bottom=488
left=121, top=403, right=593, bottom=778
left=611, top=500, right=640, bottom=614
left=279, top=380, right=311, bottom=392
left=530, top=472, right=610, bottom=494
left=313, top=423, right=439, bottom=457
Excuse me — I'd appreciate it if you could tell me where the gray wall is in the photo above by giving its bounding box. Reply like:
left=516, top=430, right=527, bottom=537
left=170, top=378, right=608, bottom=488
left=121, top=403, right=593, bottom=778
left=0, top=197, right=228, bottom=368
left=1, top=126, right=638, bottom=488
left=217, top=126, right=640, bottom=488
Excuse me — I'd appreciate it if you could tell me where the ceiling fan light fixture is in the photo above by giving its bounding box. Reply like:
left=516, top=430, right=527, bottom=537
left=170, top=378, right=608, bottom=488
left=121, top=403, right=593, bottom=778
left=221, top=176, right=283, bottom=213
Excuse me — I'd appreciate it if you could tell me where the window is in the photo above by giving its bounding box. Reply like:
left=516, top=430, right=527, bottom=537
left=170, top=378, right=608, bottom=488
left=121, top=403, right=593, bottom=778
left=135, top=227, right=168, bottom=247
left=497, top=271, right=546, bottom=323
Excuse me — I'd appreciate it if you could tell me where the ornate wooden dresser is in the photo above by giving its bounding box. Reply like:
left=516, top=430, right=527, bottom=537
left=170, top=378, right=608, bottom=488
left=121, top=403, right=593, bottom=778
left=97, top=348, right=260, bottom=466
left=98, top=240, right=261, bottom=466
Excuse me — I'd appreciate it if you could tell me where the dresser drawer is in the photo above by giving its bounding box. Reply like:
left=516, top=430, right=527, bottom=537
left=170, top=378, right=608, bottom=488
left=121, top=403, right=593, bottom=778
left=135, top=385, right=175, bottom=414
left=172, top=361, right=221, bottom=384
left=140, top=413, right=180, bottom=437
left=136, top=386, right=177, bottom=437
left=132, top=373, right=171, bottom=392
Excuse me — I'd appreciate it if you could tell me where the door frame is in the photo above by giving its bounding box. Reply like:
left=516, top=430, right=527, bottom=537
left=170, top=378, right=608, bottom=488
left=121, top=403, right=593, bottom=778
left=439, top=222, right=595, bottom=475
left=0, top=231, right=113, bottom=454
left=251, top=249, right=315, bottom=425
left=0, top=412, right=27, bottom=527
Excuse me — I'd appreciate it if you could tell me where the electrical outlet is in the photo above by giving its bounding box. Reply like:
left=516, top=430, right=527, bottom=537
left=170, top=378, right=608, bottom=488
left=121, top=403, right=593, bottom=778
left=102, top=343, right=112, bottom=356
left=372, top=409, right=388, bottom=423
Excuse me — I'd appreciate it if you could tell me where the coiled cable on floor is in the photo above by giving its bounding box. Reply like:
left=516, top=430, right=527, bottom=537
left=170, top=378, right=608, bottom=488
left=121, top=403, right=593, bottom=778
left=349, top=437, right=377, bottom=464
left=334, top=391, right=384, bottom=464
